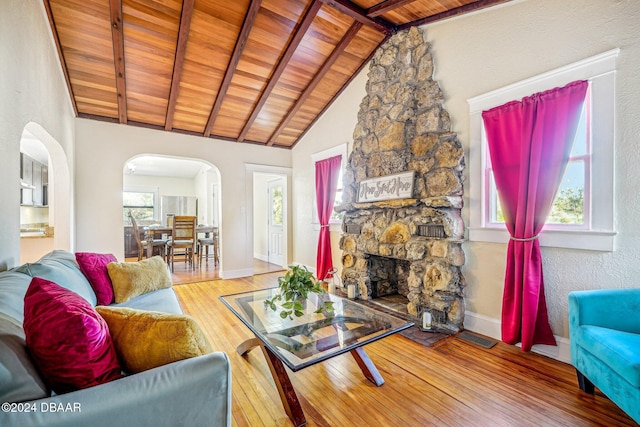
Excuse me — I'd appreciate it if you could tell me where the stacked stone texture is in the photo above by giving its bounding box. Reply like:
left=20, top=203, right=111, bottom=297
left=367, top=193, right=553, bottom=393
left=337, top=27, right=466, bottom=332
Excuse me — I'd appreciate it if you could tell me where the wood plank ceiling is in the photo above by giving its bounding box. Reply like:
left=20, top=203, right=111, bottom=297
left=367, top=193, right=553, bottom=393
left=44, top=0, right=510, bottom=149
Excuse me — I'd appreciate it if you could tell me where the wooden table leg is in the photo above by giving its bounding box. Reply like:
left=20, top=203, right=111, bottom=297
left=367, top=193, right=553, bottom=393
left=236, top=337, right=262, bottom=356
left=350, top=347, right=385, bottom=386
left=237, top=338, right=306, bottom=427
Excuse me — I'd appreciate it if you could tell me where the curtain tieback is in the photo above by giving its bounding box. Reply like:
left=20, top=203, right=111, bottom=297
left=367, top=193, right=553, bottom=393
left=320, top=224, right=330, bottom=228
left=509, top=234, right=539, bottom=242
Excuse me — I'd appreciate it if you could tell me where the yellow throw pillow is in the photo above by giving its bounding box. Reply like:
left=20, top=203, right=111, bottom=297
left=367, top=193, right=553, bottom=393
left=95, top=306, right=213, bottom=374
left=107, top=256, right=172, bottom=303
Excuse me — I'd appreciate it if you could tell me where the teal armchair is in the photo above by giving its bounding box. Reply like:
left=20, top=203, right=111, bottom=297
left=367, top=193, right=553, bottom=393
left=569, top=289, right=640, bottom=423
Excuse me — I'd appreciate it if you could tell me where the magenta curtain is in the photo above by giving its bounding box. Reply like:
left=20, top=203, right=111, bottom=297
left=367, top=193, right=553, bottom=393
left=315, top=155, right=342, bottom=281
left=482, top=80, right=588, bottom=351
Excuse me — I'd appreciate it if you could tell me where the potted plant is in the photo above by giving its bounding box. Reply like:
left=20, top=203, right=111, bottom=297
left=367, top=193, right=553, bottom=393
left=264, top=265, right=335, bottom=320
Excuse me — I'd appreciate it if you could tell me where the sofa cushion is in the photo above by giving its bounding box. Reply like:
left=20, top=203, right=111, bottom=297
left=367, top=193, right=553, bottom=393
left=23, top=278, right=122, bottom=394
left=75, top=252, right=117, bottom=306
left=0, top=313, right=49, bottom=403
left=112, top=287, right=184, bottom=314
left=96, top=306, right=212, bottom=374
left=577, top=325, right=640, bottom=387
left=107, top=256, right=172, bottom=304
left=15, top=250, right=97, bottom=306
left=0, top=269, right=32, bottom=323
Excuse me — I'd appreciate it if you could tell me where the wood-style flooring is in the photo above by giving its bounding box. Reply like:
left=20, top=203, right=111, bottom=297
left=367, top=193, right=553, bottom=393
left=173, top=273, right=638, bottom=427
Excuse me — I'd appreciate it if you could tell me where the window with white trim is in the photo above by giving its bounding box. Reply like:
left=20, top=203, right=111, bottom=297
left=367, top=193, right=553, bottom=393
left=311, top=144, right=348, bottom=230
left=468, top=49, right=618, bottom=251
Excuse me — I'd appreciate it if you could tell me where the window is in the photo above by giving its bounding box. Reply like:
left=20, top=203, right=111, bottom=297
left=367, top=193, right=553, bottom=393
left=311, top=144, right=348, bottom=230
left=485, top=99, right=590, bottom=228
left=468, top=49, right=618, bottom=251
left=123, top=191, right=155, bottom=223
left=330, top=167, right=344, bottom=222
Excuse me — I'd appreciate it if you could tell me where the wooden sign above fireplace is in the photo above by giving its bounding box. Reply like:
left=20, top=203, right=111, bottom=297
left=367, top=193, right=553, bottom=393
left=356, top=171, right=414, bottom=203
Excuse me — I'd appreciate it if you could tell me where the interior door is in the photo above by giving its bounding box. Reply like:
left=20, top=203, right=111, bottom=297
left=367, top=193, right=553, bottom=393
left=268, top=179, right=284, bottom=266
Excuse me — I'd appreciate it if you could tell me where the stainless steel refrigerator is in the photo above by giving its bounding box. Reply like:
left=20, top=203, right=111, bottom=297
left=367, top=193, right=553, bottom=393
left=160, top=196, right=198, bottom=224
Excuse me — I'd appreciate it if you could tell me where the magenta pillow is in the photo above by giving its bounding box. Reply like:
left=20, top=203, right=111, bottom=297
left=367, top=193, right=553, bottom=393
left=23, top=278, right=122, bottom=394
left=75, top=252, right=117, bottom=305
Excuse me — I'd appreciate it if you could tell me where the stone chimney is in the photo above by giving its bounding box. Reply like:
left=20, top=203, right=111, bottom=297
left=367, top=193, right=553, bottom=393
left=337, top=27, right=466, bottom=332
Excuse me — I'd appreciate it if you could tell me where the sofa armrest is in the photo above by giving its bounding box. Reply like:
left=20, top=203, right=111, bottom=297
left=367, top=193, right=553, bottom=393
left=569, top=289, right=640, bottom=335
left=0, top=352, right=231, bottom=427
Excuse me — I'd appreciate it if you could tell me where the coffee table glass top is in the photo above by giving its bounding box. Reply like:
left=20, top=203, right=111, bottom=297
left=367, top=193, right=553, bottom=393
left=220, top=288, right=413, bottom=371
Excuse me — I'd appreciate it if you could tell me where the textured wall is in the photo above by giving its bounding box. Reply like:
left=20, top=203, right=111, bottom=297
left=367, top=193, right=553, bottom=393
left=422, top=0, right=640, bottom=339
left=0, top=1, right=76, bottom=269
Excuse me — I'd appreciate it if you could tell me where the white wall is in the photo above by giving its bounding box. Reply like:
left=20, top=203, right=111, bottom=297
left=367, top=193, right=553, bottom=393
left=0, top=1, right=75, bottom=269
left=293, top=0, right=640, bottom=360
left=291, top=70, right=367, bottom=272
left=74, top=119, right=291, bottom=278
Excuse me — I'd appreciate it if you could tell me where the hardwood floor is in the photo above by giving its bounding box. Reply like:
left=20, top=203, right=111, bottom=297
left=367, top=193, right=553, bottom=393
left=174, top=274, right=638, bottom=427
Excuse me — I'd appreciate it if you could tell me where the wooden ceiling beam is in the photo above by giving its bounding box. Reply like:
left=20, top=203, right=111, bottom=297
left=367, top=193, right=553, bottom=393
left=204, top=0, right=262, bottom=138
left=109, top=0, right=127, bottom=124
left=237, top=0, right=323, bottom=143
left=397, top=0, right=511, bottom=30
left=291, top=32, right=392, bottom=148
left=320, top=0, right=396, bottom=34
left=366, top=0, right=416, bottom=18
left=267, top=22, right=363, bottom=146
left=43, top=0, right=78, bottom=116
left=165, top=0, right=195, bottom=131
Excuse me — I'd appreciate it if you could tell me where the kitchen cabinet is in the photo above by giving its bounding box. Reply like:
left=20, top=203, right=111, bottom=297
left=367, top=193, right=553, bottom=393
left=124, top=226, right=139, bottom=258
left=20, top=153, right=48, bottom=206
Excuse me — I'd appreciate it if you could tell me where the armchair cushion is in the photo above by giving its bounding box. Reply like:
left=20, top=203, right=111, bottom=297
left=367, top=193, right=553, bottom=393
left=23, top=278, right=122, bottom=394
left=75, top=252, right=117, bottom=306
left=576, top=325, right=640, bottom=387
left=107, top=256, right=172, bottom=303
left=96, top=306, right=212, bottom=374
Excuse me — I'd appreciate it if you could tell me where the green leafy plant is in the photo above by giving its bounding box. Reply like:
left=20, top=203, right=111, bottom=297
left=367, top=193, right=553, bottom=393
left=264, top=265, right=335, bottom=320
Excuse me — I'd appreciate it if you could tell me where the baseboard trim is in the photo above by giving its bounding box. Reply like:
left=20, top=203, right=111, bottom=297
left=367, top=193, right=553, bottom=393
left=254, top=253, right=268, bottom=262
left=220, top=268, right=254, bottom=279
left=464, top=311, right=571, bottom=364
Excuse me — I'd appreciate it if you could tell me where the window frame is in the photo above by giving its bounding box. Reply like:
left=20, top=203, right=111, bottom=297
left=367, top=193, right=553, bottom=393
left=467, top=49, right=618, bottom=251
left=311, top=144, right=348, bottom=232
left=123, top=186, right=159, bottom=223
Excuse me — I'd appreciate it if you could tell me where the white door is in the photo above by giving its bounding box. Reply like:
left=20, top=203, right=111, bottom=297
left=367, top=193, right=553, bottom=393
left=268, top=179, right=284, bottom=266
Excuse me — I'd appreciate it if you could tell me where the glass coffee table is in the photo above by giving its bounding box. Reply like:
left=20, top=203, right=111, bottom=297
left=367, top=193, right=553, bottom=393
left=220, top=288, right=413, bottom=427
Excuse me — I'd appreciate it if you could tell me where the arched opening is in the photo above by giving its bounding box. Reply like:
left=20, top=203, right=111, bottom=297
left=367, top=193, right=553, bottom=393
left=122, top=154, right=222, bottom=281
left=19, top=122, right=72, bottom=263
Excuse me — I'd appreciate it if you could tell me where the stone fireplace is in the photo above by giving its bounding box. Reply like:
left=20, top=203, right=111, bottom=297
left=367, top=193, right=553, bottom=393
left=337, top=27, right=466, bottom=332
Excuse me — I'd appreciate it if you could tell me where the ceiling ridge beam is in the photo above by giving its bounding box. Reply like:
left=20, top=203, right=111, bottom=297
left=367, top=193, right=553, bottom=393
left=291, top=32, right=392, bottom=148
left=204, top=0, right=263, bottom=137
left=397, top=0, right=510, bottom=30
left=267, top=22, right=363, bottom=146
left=237, top=0, right=323, bottom=143
left=366, top=0, right=415, bottom=18
left=320, top=0, right=396, bottom=34
left=164, top=0, right=195, bottom=131
left=43, top=0, right=78, bottom=116
left=109, top=0, right=127, bottom=124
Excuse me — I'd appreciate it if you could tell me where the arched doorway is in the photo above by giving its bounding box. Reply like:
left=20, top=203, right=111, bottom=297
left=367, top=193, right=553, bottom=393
left=19, top=122, right=71, bottom=263
left=122, top=154, right=222, bottom=279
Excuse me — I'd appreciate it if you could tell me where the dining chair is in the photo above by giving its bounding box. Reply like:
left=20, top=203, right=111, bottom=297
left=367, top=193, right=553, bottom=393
left=167, top=215, right=197, bottom=271
left=197, top=227, right=219, bottom=268
left=129, top=213, right=168, bottom=261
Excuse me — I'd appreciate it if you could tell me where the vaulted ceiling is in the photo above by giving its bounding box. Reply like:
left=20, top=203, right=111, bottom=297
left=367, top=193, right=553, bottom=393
left=44, top=0, right=510, bottom=149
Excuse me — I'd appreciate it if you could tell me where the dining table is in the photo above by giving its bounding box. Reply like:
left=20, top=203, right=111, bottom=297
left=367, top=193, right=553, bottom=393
left=143, top=224, right=216, bottom=259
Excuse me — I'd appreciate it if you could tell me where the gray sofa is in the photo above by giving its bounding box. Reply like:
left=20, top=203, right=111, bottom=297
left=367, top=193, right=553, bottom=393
left=0, top=250, right=231, bottom=427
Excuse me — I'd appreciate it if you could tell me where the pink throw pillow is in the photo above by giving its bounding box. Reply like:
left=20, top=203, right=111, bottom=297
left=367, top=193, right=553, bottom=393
left=23, top=278, right=122, bottom=394
left=75, top=252, right=117, bottom=305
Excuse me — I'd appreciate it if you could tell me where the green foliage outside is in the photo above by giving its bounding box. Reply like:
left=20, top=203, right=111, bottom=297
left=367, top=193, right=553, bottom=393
left=495, top=186, right=584, bottom=225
